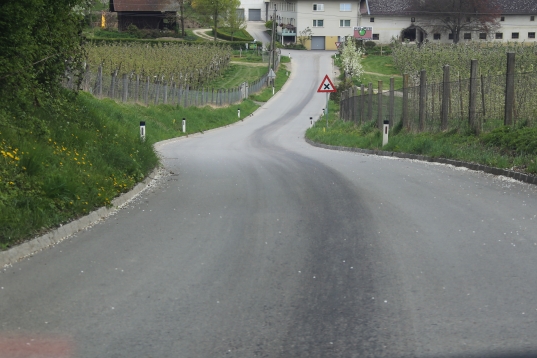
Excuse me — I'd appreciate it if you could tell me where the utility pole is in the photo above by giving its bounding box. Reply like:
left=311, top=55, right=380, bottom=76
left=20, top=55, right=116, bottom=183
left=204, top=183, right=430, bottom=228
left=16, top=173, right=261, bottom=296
left=271, top=3, right=276, bottom=72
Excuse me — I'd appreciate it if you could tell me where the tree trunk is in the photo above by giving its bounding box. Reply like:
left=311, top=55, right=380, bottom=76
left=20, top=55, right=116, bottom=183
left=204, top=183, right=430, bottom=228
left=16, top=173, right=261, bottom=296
left=214, top=9, right=218, bottom=42
left=180, top=0, right=185, bottom=37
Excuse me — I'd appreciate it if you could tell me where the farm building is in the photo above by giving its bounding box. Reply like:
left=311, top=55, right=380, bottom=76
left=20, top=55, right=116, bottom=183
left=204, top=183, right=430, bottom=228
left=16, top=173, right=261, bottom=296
left=110, top=0, right=178, bottom=31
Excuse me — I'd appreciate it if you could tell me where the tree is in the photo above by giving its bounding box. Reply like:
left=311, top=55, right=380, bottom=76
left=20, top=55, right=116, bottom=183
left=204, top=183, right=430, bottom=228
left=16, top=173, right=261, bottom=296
left=191, top=0, right=239, bottom=41
left=297, top=27, right=313, bottom=48
left=340, top=36, right=363, bottom=79
left=224, top=6, right=246, bottom=41
left=410, top=0, right=500, bottom=43
left=0, top=0, right=88, bottom=112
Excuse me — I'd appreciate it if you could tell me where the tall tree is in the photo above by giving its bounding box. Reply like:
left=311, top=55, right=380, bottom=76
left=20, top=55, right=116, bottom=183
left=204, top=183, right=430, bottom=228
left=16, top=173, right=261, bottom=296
left=191, top=0, right=238, bottom=41
left=0, top=0, right=88, bottom=110
left=410, top=0, right=500, bottom=43
left=224, top=5, right=246, bottom=41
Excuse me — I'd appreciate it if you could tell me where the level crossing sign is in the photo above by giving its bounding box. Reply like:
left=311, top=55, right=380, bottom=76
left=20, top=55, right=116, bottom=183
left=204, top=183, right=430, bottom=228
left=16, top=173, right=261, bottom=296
left=317, top=74, right=337, bottom=93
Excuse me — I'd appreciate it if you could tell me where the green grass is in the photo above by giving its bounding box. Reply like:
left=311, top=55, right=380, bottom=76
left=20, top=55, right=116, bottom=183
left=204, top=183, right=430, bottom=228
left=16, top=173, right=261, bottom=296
left=306, top=103, right=537, bottom=175
left=249, top=64, right=290, bottom=102
left=0, top=92, right=259, bottom=249
left=211, top=64, right=267, bottom=88
left=361, top=55, right=403, bottom=89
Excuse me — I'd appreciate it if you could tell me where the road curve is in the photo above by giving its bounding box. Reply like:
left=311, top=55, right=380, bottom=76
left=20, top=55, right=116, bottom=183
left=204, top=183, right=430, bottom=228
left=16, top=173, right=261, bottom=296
left=1, top=50, right=537, bottom=358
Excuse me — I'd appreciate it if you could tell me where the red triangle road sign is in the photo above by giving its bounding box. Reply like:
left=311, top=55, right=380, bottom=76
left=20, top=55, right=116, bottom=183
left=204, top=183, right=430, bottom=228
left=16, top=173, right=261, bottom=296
left=317, top=74, right=337, bottom=93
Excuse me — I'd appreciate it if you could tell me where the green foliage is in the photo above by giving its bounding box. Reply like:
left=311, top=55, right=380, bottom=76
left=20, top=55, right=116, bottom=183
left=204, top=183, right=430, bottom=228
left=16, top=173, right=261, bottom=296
left=191, top=0, right=240, bottom=41
left=481, top=126, right=537, bottom=156
left=215, top=28, right=253, bottom=42
left=265, top=20, right=273, bottom=30
left=85, top=42, right=232, bottom=86
left=306, top=111, right=537, bottom=175
left=249, top=64, right=289, bottom=102
left=0, top=91, right=260, bottom=248
left=392, top=40, right=537, bottom=84
left=0, top=0, right=88, bottom=115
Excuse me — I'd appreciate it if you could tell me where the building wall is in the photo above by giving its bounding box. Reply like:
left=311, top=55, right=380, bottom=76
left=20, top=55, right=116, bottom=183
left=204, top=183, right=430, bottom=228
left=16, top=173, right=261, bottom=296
left=271, top=0, right=537, bottom=48
left=240, top=0, right=266, bottom=20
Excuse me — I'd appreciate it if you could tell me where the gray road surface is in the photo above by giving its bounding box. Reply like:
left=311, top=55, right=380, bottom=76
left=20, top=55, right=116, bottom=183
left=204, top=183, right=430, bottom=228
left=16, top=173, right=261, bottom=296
left=246, top=21, right=271, bottom=45
left=2, top=50, right=537, bottom=358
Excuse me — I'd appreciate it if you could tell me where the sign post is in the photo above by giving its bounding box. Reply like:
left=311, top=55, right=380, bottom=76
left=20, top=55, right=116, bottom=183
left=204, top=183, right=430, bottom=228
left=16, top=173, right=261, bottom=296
left=317, top=74, right=337, bottom=116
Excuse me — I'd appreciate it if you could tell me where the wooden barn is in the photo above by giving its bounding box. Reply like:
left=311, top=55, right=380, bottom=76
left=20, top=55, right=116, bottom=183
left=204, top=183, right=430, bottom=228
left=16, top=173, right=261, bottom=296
left=110, top=0, right=178, bottom=31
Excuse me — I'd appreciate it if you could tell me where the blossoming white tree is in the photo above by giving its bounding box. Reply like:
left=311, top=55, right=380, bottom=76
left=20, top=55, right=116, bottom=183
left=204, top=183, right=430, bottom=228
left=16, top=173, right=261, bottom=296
left=340, top=36, right=363, bottom=79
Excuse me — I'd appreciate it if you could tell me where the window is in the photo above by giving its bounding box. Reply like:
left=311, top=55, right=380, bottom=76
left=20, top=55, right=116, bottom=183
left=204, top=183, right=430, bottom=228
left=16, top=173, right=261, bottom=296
left=339, top=19, right=351, bottom=27
left=512, top=32, right=519, bottom=39
left=531, top=16, right=535, bottom=21
left=370, top=17, right=375, bottom=22
left=449, top=33, right=454, bottom=40
left=433, top=33, right=441, bottom=40
left=479, top=33, right=487, bottom=39
left=340, top=3, right=351, bottom=11
left=529, top=32, right=536, bottom=39
left=495, top=32, right=503, bottom=39
left=464, top=33, right=471, bottom=40
left=313, top=4, right=324, bottom=11
left=372, top=33, right=379, bottom=40
left=500, top=16, right=505, bottom=21
left=313, top=19, right=324, bottom=27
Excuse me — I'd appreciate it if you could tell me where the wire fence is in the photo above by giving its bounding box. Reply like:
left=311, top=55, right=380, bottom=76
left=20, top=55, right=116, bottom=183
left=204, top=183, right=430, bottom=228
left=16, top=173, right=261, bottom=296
left=67, top=51, right=281, bottom=107
left=340, top=53, right=537, bottom=133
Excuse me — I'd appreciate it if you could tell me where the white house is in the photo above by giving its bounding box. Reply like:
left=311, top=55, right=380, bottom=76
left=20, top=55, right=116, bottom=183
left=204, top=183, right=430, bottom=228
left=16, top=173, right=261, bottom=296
left=268, top=0, right=537, bottom=50
left=238, top=0, right=268, bottom=21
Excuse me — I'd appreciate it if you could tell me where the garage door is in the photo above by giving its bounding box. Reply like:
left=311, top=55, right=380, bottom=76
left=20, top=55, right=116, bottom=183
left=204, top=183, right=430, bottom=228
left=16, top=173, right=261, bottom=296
left=236, top=9, right=245, bottom=20
left=248, top=9, right=261, bottom=21
left=311, top=36, right=325, bottom=50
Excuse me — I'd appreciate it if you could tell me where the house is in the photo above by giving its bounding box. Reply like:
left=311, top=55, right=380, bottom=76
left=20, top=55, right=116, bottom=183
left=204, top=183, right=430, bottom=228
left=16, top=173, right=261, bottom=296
left=110, top=0, right=178, bottom=31
left=270, top=0, right=537, bottom=50
left=237, top=0, right=268, bottom=21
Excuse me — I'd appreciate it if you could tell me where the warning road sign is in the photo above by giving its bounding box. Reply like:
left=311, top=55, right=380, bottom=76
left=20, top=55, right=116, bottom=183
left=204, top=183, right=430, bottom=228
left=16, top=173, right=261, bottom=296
left=317, top=75, right=337, bottom=93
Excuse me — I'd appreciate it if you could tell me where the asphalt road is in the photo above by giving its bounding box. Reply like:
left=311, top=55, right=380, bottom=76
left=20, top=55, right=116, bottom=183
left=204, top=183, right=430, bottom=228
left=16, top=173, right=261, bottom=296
left=2, top=50, right=537, bottom=358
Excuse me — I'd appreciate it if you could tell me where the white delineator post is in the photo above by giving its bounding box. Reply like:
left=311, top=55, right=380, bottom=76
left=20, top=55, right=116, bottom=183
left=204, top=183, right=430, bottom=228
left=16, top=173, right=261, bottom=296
left=140, top=121, right=146, bottom=141
left=182, top=118, right=186, bottom=133
left=238, top=108, right=241, bottom=118
left=310, top=117, right=313, bottom=128
left=382, top=120, right=389, bottom=146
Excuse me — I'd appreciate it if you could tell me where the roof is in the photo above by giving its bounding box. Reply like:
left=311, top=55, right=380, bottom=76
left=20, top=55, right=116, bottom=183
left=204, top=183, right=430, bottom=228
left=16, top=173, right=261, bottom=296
left=112, top=0, right=179, bottom=12
left=498, top=0, right=537, bottom=14
left=365, top=0, right=537, bottom=15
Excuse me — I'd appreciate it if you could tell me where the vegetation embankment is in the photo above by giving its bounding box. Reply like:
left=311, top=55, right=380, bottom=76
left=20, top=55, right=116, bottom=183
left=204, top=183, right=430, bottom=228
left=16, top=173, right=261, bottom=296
left=1, top=52, right=289, bottom=249
left=307, top=45, right=537, bottom=177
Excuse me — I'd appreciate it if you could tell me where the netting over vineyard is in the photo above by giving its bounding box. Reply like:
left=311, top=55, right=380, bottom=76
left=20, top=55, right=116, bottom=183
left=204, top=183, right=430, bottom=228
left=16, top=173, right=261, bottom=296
left=85, top=42, right=232, bottom=87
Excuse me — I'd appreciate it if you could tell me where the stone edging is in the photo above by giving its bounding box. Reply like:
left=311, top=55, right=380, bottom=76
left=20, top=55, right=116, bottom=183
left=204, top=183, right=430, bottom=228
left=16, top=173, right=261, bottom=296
left=305, top=138, right=537, bottom=185
left=0, top=167, right=163, bottom=268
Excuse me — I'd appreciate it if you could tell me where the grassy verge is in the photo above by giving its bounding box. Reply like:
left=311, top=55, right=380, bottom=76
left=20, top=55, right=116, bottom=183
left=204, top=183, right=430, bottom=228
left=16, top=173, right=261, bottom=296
left=0, top=92, right=258, bottom=250
left=249, top=64, right=290, bottom=102
left=306, top=104, right=537, bottom=175
left=211, top=64, right=268, bottom=88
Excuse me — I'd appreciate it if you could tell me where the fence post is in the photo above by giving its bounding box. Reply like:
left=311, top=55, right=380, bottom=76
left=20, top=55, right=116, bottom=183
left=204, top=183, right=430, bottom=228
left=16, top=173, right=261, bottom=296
left=389, top=77, right=394, bottom=127
left=144, top=76, right=149, bottom=106
left=110, top=71, right=117, bottom=99
left=360, top=84, right=365, bottom=124
left=441, top=65, right=450, bottom=131
left=97, top=65, right=103, bottom=98
left=367, top=82, right=373, bottom=122
left=135, top=74, right=140, bottom=103
left=377, top=80, right=383, bottom=129
left=122, top=74, right=128, bottom=103
left=154, top=81, right=160, bottom=105
left=402, top=74, right=409, bottom=129
left=163, top=82, right=168, bottom=104
left=481, top=75, right=486, bottom=119
left=469, top=59, right=479, bottom=134
left=505, top=52, right=515, bottom=125
left=419, top=69, right=426, bottom=132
